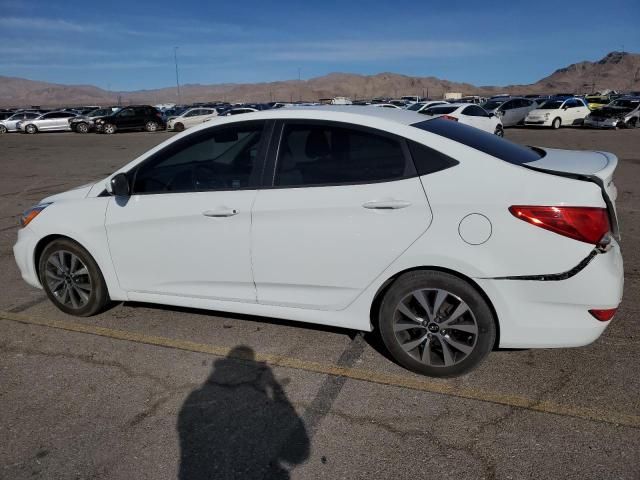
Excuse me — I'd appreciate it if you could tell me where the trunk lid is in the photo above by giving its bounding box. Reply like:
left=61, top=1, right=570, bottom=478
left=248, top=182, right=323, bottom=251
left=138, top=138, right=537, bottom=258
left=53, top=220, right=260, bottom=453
left=524, top=147, right=619, bottom=239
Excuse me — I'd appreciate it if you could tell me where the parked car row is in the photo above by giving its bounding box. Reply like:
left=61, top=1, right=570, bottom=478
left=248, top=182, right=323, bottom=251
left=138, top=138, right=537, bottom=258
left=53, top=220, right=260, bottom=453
left=2, top=95, right=638, bottom=135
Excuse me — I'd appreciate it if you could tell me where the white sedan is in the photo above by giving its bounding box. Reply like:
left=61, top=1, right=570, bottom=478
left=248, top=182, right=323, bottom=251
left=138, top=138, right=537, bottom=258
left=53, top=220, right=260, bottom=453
left=18, top=111, right=78, bottom=134
left=167, top=107, right=220, bottom=132
left=13, top=106, right=622, bottom=377
left=524, top=97, right=591, bottom=128
left=420, top=103, right=504, bottom=135
left=0, top=111, right=41, bottom=133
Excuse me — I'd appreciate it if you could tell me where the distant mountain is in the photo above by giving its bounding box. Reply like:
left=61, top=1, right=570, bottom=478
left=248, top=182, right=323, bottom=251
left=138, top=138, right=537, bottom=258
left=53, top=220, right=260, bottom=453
left=1, top=51, right=638, bottom=108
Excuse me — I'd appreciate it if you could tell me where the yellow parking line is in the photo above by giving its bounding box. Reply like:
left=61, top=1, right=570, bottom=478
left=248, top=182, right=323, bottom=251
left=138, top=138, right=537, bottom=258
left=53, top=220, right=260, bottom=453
left=1, top=310, right=639, bottom=429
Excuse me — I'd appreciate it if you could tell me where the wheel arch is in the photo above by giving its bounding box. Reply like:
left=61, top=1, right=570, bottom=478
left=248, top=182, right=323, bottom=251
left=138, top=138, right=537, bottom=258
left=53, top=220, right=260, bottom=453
left=369, top=265, right=501, bottom=349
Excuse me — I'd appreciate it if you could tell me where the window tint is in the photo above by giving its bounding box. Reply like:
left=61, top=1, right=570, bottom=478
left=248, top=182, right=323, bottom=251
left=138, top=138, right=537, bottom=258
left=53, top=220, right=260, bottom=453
left=275, top=122, right=413, bottom=187
left=118, top=108, right=135, bottom=117
left=502, top=101, right=515, bottom=110
left=462, top=105, right=488, bottom=117
left=411, top=118, right=544, bottom=165
left=133, top=121, right=265, bottom=194
left=408, top=141, right=459, bottom=175
left=421, top=106, right=458, bottom=116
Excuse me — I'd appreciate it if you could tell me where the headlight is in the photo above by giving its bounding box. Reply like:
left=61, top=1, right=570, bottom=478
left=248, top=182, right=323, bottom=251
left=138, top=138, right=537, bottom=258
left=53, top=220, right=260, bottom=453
left=96, top=119, right=104, bottom=124
left=544, top=113, right=550, bottom=119
left=19, top=203, right=52, bottom=228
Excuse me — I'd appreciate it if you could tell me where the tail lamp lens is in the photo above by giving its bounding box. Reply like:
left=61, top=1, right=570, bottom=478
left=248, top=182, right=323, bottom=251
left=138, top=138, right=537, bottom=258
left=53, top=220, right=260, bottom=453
left=509, top=206, right=610, bottom=245
left=589, top=308, right=617, bottom=321
left=441, top=115, right=458, bottom=122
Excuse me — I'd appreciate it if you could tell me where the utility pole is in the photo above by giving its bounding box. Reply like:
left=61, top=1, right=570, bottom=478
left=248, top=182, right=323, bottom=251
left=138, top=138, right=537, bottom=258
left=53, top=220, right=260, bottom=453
left=174, top=46, right=182, bottom=105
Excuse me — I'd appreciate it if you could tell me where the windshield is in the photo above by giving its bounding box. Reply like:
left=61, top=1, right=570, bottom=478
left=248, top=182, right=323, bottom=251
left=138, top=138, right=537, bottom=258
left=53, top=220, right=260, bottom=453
left=610, top=99, right=640, bottom=109
left=407, top=103, right=424, bottom=111
left=481, top=100, right=504, bottom=110
left=421, top=106, right=458, bottom=115
left=411, top=117, right=544, bottom=165
left=538, top=101, right=563, bottom=109
left=586, top=97, right=609, bottom=104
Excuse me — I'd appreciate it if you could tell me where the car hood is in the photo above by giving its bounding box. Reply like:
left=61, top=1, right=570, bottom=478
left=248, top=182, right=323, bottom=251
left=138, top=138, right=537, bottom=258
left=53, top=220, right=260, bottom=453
left=592, top=107, right=633, bottom=118
left=40, top=182, right=95, bottom=204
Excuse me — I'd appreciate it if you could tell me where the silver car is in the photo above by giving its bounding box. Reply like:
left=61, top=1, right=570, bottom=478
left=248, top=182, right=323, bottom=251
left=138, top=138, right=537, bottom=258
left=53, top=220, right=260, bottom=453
left=481, top=97, right=538, bottom=127
left=18, top=111, right=77, bottom=134
left=0, top=111, right=41, bottom=133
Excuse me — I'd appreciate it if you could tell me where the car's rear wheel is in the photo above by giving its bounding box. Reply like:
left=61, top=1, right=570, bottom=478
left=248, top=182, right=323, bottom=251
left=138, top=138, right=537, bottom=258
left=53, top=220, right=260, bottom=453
left=145, top=121, right=158, bottom=132
left=174, top=122, right=184, bottom=132
left=0, top=124, right=7, bottom=134
left=378, top=270, right=496, bottom=377
left=103, top=123, right=116, bottom=134
left=25, top=124, right=37, bottom=134
left=615, top=120, right=628, bottom=129
left=494, top=125, right=504, bottom=137
left=551, top=117, right=561, bottom=129
left=75, top=122, right=89, bottom=133
left=39, top=238, right=109, bottom=317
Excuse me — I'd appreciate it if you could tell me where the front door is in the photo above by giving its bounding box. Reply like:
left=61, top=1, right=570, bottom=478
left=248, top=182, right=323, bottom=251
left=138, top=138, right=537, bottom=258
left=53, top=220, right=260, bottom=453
left=105, top=120, right=268, bottom=303
left=251, top=120, right=432, bottom=310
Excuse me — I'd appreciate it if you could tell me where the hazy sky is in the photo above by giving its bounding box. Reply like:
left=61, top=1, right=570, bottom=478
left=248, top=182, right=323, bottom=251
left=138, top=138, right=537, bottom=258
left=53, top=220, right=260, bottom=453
left=1, top=0, right=638, bottom=91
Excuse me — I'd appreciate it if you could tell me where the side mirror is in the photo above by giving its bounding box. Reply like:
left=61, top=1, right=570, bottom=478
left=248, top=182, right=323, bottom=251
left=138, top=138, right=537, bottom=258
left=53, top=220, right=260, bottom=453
left=562, top=106, right=569, bottom=110
left=110, top=173, right=130, bottom=197
left=488, top=112, right=495, bottom=118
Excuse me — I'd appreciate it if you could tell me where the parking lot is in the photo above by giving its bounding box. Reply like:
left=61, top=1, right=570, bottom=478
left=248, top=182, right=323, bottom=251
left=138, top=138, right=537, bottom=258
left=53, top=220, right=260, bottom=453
left=1, top=128, right=639, bottom=479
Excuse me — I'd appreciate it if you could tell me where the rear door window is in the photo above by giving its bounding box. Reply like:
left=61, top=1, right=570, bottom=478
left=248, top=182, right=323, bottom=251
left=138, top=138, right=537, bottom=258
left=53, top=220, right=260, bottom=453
left=274, top=122, right=414, bottom=187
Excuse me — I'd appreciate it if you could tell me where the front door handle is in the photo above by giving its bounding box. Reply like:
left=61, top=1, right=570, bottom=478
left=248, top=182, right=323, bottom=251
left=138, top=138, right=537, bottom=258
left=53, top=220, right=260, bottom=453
left=202, top=208, right=239, bottom=217
left=362, top=200, right=412, bottom=210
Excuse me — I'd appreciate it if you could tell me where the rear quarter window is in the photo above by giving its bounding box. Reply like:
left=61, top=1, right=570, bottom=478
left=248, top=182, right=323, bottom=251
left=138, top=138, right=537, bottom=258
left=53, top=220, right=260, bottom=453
left=411, top=118, right=544, bottom=165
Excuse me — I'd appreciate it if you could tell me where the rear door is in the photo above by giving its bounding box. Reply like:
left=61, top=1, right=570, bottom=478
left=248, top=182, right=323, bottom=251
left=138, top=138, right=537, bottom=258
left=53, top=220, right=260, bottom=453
left=113, top=107, right=138, bottom=130
left=251, top=120, right=432, bottom=310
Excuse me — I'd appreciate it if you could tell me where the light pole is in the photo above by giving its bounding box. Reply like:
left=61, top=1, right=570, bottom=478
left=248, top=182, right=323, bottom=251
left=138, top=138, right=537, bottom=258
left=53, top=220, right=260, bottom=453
left=174, top=46, right=181, bottom=105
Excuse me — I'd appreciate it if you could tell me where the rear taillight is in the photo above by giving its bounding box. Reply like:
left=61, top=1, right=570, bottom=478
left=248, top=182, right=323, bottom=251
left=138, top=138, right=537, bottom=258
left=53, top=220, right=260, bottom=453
left=589, top=308, right=617, bottom=321
left=441, top=115, right=458, bottom=122
left=509, top=206, right=610, bottom=245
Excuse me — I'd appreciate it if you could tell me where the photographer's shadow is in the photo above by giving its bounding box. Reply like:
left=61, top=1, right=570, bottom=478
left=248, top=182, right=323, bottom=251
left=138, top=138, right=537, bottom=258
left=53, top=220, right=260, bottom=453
left=178, top=346, right=309, bottom=480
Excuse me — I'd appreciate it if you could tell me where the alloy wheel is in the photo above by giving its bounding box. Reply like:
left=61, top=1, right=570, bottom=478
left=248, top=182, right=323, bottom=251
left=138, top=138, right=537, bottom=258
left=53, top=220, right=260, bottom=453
left=44, top=250, right=92, bottom=309
left=393, top=288, right=478, bottom=367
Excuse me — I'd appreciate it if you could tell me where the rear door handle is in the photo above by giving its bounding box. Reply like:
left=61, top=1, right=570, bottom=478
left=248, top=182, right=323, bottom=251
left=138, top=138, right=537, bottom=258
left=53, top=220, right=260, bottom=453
left=202, top=208, right=239, bottom=217
left=362, top=200, right=412, bottom=210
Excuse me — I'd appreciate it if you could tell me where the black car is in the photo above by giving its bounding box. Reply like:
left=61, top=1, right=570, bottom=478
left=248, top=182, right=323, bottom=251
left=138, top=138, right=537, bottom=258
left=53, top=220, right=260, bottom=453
left=94, top=105, right=165, bottom=134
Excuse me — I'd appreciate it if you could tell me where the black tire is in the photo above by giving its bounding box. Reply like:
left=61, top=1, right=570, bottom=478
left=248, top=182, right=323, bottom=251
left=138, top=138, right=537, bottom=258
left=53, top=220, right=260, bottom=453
left=145, top=121, right=158, bottom=132
left=0, top=124, right=7, bottom=134
left=378, top=270, right=496, bottom=377
left=551, top=117, right=561, bottom=129
left=75, top=122, right=89, bottom=134
left=494, top=125, right=504, bottom=137
left=103, top=123, right=116, bottom=134
left=25, top=124, right=38, bottom=134
left=174, top=122, right=184, bottom=132
left=38, top=238, right=110, bottom=317
left=615, top=120, right=628, bottom=130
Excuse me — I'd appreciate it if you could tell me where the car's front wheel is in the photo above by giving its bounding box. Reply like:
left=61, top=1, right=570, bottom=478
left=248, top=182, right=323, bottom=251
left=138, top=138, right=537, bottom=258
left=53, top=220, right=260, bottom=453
left=494, top=125, right=504, bottom=137
left=145, top=121, right=158, bottom=132
left=75, top=122, right=89, bottom=133
left=551, top=117, right=561, bottom=129
left=38, top=238, right=110, bottom=316
left=173, top=122, right=184, bottom=132
left=0, top=124, right=7, bottom=134
left=103, top=123, right=116, bottom=134
left=378, top=270, right=496, bottom=377
left=25, top=124, right=37, bottom=134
